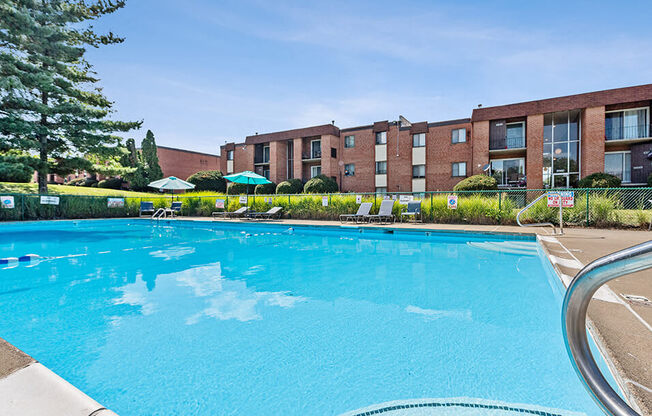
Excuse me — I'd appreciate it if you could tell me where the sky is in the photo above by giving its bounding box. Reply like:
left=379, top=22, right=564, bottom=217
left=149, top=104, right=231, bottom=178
left=86, top=0, right=652, bottom=154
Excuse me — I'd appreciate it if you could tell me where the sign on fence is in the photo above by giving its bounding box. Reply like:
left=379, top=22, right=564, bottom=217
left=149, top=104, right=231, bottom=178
left=215, top=199, right=225, bottom=209
left=547, top=191, right=574, bottom=208
left=40, top=196, right=59, bottom=205
left=399, top=195, right=413, bottom=205
left=560, top=191, right=575, bottom=208
left=239, top=196, right=247, bottom=204
left=1, top=196, right=14, bottom=209
left=547, top=192, right=560, bottom=208
left=447, top=195, right=458, bottom=210
left=356, top=195, right=362, bottom=204
left=322, top=196, right=329, bottom=207
left=107, top=198, right=124, bottom=208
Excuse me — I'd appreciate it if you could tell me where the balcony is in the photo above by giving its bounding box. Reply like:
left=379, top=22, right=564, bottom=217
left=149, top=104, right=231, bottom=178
left=302, top=150, right=321, bottom=162
left=605, top=124, right=651, bottom=142
left=489, top=136, right=526, bottom=152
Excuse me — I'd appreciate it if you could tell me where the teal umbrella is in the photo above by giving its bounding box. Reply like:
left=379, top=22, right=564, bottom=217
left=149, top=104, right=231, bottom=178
left=224, top=171, right=271, bottom=205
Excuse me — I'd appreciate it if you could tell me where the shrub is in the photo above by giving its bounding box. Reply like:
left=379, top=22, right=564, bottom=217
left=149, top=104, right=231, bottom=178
left=68, top=177, right=98, bottom=187
left=276, top=178, right=303, bottom=194
left=453, top=175, right=498, bottom=192
left=186, top=170, right=226, bottom=192
left=98, top=177, right=125, bottom=189
left=227, top=182, right=254, bottom=195
left=0, top=161, right=34, bottom=183
left=303, top=175, right=338, bottom=193
left=577, top=172, right=621, bottom=188
left=255, top=182, right=276, bottom=195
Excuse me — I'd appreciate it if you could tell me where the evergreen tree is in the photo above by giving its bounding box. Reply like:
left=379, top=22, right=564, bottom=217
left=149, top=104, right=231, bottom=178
left=0, top=0, right=141, bottom=193
left=141, top=130, right=163, bottom=181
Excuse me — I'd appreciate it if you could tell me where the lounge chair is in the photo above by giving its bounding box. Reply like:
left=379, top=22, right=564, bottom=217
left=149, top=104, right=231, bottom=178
left=245, top=206, right=283, bottom=220
left=365, top=199, right=395, bottom=224
left=401, top=201, right=422, bottom=222
left=165, top=201, right=183, bottom=218
left=140, top=201, right=155, bottom=217
left=340, top=202, right=372, bottom=224
left=212, top=206, right=248, bottom=220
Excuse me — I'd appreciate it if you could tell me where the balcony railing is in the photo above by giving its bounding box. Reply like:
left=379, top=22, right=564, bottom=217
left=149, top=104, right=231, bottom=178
left=302, top=150, right=321, bottom=160
left=605, top=123, right=651, bottom=141
left=489, top=136, right=526, bottom=150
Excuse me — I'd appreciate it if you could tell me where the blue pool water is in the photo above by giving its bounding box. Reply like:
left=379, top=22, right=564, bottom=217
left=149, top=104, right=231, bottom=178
left=0, top=220, right=611, bottom=415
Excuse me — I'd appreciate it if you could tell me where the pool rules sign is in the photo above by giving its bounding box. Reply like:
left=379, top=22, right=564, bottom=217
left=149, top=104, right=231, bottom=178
left=447, top=195, right=458, bottom=209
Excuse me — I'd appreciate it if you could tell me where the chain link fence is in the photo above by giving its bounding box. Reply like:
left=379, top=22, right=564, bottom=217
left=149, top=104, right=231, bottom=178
left=2, top=188, right=652, bottom=228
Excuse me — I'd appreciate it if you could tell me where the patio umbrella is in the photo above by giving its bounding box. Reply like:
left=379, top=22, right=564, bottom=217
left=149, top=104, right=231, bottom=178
left=148, top=176, right=196, bottom=199
left=223, top=171, right=271, bottom=205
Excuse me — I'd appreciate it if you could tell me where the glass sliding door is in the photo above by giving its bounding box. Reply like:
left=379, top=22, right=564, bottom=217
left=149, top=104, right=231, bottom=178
left=543, top=109, right=581, bottom=188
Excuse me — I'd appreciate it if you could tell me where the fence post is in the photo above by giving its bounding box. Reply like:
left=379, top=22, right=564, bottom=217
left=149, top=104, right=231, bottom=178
left=430, top=192, right=434, bottom=222
left=498, top=192, right=502, bottom=211
left=585, top=191, right=590, bottom=227
left=21, top=194, right=24, bottom=221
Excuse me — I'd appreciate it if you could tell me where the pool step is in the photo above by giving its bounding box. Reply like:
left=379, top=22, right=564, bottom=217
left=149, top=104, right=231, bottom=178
left=467, top=241, right=538, bottom=256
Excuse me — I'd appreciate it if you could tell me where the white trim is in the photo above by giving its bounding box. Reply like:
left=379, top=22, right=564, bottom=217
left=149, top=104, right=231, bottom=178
left=310, top=165, right=321, bottom=178
left=310, top=139, right=321, bottom=159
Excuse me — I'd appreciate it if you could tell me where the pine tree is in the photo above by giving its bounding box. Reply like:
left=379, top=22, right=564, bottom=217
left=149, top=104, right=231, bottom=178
left=141, top=129, right=163, bottom=181
left=0, top=0, right=141, bottom=193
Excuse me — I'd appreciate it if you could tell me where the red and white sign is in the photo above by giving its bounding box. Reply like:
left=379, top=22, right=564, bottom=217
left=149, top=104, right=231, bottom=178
left=215, top=199, right=225, bottom=209
left=447, top=195, right=458, bottom=210
left=547, top=191, right=574, bottom=208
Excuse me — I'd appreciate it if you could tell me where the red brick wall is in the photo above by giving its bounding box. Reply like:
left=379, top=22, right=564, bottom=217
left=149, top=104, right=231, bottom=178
left=292, top=138, right=302, bottom=181
left=156, top=147, right=220, bottom=180
left=386, top=125, right=413, bottom=192
left=426, top=123, right=472, bottom=190
left=581, top=106, right=605, bottom=177
left=471, top=121, right=489, bottom=176
left=233, top=144, right=253, bottom=173
left=339, top=128, right=375, bottom=192
left=269, top=140, right=287, bottom=184
left=320, top=134, right=340, bottom=182
left=526, top=114, right=544, bottom=189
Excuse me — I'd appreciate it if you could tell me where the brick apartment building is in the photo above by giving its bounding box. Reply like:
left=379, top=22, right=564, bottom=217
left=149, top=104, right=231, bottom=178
left=217, top=84, right=652, bottom=192
left=156, top=146, right=221, bottom=180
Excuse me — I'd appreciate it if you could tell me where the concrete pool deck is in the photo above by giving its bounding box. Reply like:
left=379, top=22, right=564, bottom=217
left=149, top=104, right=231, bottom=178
left=0, top=218, right=650, bottom=415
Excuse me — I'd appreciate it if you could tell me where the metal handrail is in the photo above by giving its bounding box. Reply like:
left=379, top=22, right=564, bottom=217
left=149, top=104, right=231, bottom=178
left=152, top=208, right=166, bottom=220
left=562, top=241, right=652, bottom=416
left=516, top=192, right=560, bottom=234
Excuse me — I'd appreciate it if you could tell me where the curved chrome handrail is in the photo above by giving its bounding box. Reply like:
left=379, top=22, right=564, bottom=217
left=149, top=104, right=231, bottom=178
left=562, top=240, right=652, bottom=416
left=516, top=193, right=558, bottom=234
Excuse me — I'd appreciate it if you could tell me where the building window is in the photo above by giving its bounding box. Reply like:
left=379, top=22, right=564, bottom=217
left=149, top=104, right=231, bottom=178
left=344, top=135, right=355, bottom=148
left=310, top=140, right=321, bottom=159
left=543, top=110, right=580, bottom=188
left=375, top=161, right=387, bottom=174
left=287, top=141, right=294, bottom=179
left=262, top=145, right=270, bottom=163
left=452, top=162, right=466, bottom=177
left=331, top=147, right=337, bottom=158
left=344, top=163, right=355, bottom=176
left=376, top=187, right=387, bottom=193
left=375, top=131, right=387, bottom=145
left=263, top=169, right=270, bottom=179
left=605, top=107, right=649, bottom=141
left=412, top=133, right=426, bottom=147
left=490, top=158, right=525, bottom=187
left=227, top=150, right=234, bottom=160
left=506, top=122, right=525, bottom=148
left=412, top=164, right=425, bottom=178
left=310, top=165, right=321, bottom=178
left=452, top=128, right=466, bottom=143
left=605, top=152, right=632, bottom=183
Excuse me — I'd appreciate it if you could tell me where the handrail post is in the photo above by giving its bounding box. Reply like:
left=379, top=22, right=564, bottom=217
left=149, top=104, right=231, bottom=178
left=563, top=241, right=652, bottom=416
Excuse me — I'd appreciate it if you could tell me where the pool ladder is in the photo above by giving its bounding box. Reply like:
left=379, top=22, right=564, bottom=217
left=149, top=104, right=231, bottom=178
left=562, top=240, right=652, bottom=416
left=152, top=208, right=167, bottom=220
left=516, top=193, right=563, bottom=235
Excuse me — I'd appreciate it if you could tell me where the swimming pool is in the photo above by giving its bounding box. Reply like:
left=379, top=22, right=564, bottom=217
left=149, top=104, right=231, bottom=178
left=0, top=219, right=613, bottom=415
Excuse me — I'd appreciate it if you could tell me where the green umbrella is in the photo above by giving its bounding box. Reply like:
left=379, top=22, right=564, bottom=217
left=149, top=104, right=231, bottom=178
left=148, top=176, right=196, bottom=200
left=223, top=171, right=271, bottom=205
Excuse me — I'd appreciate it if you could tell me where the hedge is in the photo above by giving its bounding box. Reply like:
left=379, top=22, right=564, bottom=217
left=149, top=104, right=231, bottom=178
left=304, top=175, right=338, bottom=193
left=187, top=170, right=226, bottom=192
left=276, top=178, right=303, bottom=194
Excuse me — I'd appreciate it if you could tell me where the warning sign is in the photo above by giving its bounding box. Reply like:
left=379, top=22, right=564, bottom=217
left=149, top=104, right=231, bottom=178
left=447, top=195, right=458, bottom=210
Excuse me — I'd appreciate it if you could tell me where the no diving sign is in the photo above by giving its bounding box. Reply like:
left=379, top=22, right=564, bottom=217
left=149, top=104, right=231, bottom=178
left=447, top=195, right=458, bottom=210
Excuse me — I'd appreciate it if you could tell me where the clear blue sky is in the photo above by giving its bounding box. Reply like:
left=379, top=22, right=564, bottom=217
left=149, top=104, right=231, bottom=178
left=87, top=0, right=652, bottom=154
